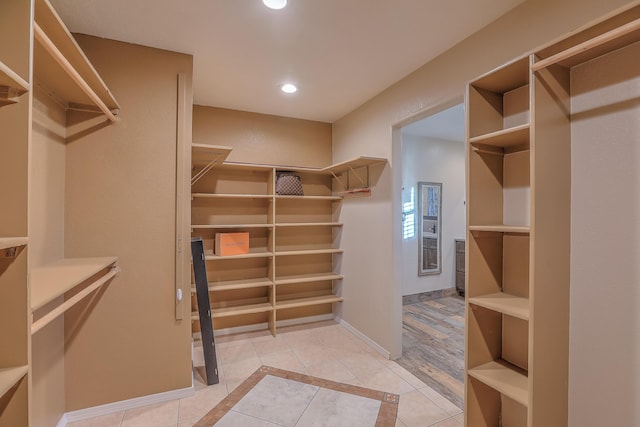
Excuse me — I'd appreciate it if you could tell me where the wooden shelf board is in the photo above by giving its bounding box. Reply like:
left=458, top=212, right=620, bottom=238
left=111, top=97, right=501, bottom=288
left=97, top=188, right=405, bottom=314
left=276, top=295, right=343, bottom=310
left=275, top=272, right=344, bottom=285
left=469, top=292, right=530, bottom=321
left=192, top=193, right=272, bottom=200
left=470, top=56, right=530, bottom=93
left=191, top=302, right=273, bottom=319
left=469, top=225, right=530, bottom=234
left=0, top=60, right=29, bottom=94
left=275, top=195, right=342, bottom=201
left=0, top=366, right=28, bottom=398
left=34, top=0, right=119, bottom=112
left=468, top=360, right=529, bottom=407
left=191, top=144, right=232, bottom=166
left=533, top=18, right=640, bottom=70
left=275, top=248, right=344, bottom=256
left=322, top=156, right=387, bottom=175
left=192, top=224, right=273, bottom=230
left=191, top=278, right=274, bottom=293
left=220, top=156, right=387, bottom=176
left=0, top=237, right=28, bottom=251
left=31, top=257, right=118, bottom=311
left=275, top=222, right=343, bottom=227
left=205, top=250, right=273, bottom=260
left=469, top=124, right=530, bottom=148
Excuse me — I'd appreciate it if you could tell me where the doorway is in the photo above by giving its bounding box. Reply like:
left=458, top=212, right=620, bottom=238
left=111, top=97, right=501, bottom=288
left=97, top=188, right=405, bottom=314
left=394, top=103, right=466, bottom=409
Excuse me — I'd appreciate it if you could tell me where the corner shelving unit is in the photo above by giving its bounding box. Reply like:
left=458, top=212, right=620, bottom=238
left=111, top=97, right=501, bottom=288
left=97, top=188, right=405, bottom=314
left=190, top=143, right=385, bottom=336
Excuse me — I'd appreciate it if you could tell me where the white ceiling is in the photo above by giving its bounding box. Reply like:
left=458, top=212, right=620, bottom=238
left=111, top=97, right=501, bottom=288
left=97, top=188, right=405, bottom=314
left=51, top=0, right=524, bottom=123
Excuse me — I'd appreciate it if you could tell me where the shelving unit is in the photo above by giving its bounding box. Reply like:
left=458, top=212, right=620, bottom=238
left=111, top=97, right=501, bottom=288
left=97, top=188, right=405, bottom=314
left=465, top=55, right=532, bottom=427
left=0, top=0, right=32, bottom=424
left=190, top=145, right=385, bottom=336
left=465, top=6, right=640, bottom=426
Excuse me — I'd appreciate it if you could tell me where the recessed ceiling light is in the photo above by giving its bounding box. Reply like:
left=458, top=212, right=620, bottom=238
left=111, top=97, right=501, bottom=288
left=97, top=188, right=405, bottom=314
left=263, top=0, right=287, bottom=10
left=281, top=83, right=297, bottom=94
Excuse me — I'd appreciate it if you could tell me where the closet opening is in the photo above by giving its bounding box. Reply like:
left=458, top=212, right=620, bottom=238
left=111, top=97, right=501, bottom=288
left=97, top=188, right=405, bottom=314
left=393, top=102, right=466, bottom=410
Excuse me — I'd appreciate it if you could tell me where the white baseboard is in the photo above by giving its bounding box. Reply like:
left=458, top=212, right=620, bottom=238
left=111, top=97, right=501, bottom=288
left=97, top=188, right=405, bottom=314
left=59, top=385, right=194, bottom=425
left=335, top=317, right=391, bottom=359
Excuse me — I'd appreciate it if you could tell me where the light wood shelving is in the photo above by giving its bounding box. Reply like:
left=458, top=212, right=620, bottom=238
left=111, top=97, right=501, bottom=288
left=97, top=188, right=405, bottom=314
left=0, top=60, right=29, bottom=105
left=468, top=360, right=529, bottom=407
left=465, top=6, right=640, bottom=425
left=30, top=257, right=119, bottom=335
left=30, top=257, right=118, bottom=311
left=0, top=237, right=28, bottom=258
left=190, top=144, right=384, bottom=336
left=468, top=293, right=529, bottom=321
left=0, top=366, right=29, bottom=399
left=33, top=0, right=120, bottom=121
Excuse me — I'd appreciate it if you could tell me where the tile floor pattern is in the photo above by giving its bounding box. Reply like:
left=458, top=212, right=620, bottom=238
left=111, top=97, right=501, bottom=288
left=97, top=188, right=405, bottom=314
left=67, top=321, right=464, bottom=427
left=195, top=366, right=397, bottom=426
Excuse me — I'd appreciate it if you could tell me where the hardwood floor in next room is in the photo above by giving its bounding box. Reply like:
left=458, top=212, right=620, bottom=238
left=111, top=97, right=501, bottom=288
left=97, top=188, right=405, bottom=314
left=396, top=296, right=465, bottom=409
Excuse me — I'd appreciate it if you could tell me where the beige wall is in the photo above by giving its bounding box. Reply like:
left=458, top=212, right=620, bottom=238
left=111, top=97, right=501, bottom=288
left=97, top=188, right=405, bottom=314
left=62, top=35, right=193, bottom=411
left=193, top=105, right=332, bottom=168
left=332, top=0, right=636, bottom=397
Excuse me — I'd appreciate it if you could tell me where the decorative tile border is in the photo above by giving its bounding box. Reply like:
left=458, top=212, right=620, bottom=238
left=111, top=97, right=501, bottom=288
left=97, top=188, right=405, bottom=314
left=194, top=365, right=400, bottom=426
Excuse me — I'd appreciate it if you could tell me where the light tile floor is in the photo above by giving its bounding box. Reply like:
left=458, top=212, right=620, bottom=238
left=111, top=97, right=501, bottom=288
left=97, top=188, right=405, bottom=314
left=67, top=321, right=464, bottom=427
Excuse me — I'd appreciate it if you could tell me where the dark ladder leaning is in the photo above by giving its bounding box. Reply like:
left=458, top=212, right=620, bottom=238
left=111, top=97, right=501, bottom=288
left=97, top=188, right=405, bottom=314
left=191, top=237, right=220, bottom=385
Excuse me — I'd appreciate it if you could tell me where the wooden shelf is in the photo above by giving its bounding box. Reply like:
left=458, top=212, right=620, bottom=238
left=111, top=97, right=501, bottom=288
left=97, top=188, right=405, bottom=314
left=0, top=366, right=28, bottom=399
left=0, top=60, right=29, bottom=104
left=276, top=294, right=343, bottom=310
left=192, top=224, right=273, bottom=230
left=533, top=17, right=640, bottom=70
left=275, top=248, right=344, bottom=257
left=192, top=144, right=232, bottom=167
left=468, top=360, right=529, bottom=407
left=205, top=250, right=273, bottom=260
left=322, top=156, right=387, bottom=175
left=275, top=272, right=343, bottom=285
left=469, top=292, right=530, bottom=321
left=34, top=0, right=120, bottom=120
left=470, top=56, right=530, bottom=93
left=469, top=124, right=530, bottom=148
left=191, top=302, right=273, bottom=319
left=275, top=195, right=342, bottom=201
left=192, top=193, right=272, bottom=200
left=0, top=237, right=28, bottom=258
left=275, top=222, right=343, bottom=227
left=469, top=225, right=530, bottom=234
left=191, top=278, right=274, bottom=293
left=31, top=257, right=117, bottom=311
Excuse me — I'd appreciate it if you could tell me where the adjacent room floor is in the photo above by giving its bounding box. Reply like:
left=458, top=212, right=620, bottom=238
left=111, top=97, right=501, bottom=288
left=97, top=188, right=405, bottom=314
left=396, top=296, right=465, bottom=409
left=67, top=321, right=463, bottom=427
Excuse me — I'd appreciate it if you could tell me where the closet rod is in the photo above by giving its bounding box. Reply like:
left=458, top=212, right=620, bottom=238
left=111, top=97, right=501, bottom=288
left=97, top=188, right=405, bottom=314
left=33, top=23, right=118, bottom=123
left=532, top=18, right=640, bottom=71
left=31, top=267, right=119, bottom=335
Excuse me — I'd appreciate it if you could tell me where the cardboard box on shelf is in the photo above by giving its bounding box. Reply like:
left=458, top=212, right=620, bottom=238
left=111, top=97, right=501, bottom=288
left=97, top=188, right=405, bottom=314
left=214, top=232, right=249, bottom=256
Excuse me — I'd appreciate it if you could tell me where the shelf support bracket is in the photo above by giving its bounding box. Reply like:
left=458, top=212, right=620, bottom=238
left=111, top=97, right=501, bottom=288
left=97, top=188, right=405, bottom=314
left=191, top=158, right=221, bottom=186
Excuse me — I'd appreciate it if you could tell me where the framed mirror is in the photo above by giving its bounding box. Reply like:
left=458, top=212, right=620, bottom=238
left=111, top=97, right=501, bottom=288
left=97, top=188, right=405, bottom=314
left=418, top=182, right=442, bottom=276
